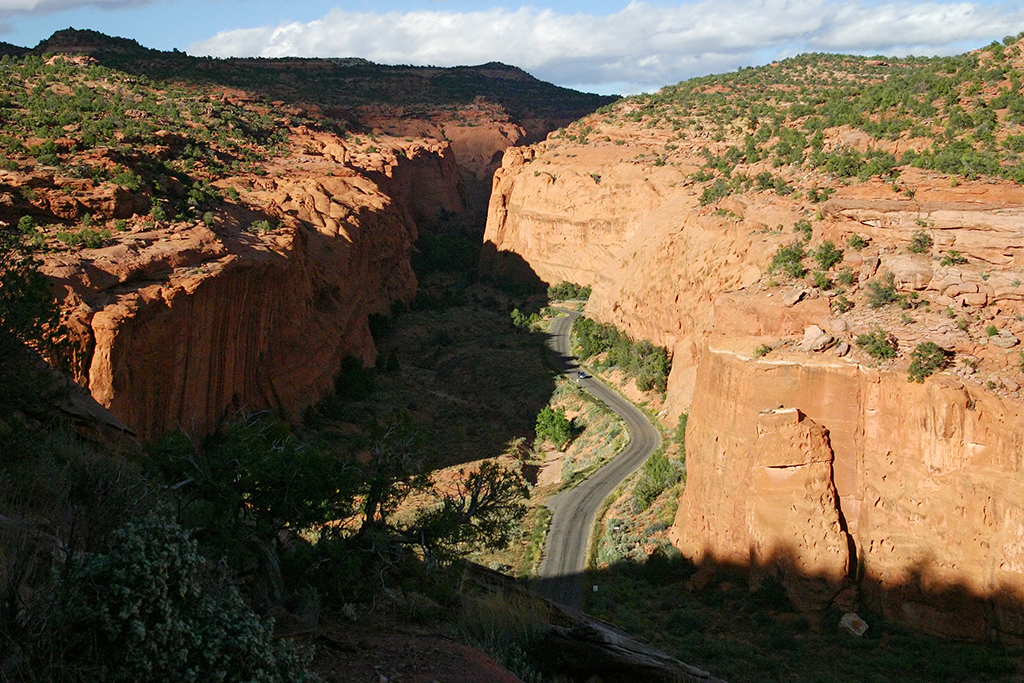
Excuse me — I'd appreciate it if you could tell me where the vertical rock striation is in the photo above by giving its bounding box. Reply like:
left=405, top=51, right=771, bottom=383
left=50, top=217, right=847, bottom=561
left=45, top=135, right=466, bottom=441
left=675, top=344, right=1024, bottom=639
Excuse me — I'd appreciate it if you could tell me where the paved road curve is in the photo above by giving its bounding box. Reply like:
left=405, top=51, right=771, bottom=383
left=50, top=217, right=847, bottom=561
left=536, top=309, right=662, bottom=608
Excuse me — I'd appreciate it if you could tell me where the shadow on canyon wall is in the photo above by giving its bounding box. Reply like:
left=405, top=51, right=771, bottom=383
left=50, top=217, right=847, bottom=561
left=530, top=545, right=1024, bottom=683
left=478, top=239, right=548, bottom=292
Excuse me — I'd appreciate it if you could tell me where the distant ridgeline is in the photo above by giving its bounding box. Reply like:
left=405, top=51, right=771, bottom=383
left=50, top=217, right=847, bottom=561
left=10, top=28, right=617, bottom=119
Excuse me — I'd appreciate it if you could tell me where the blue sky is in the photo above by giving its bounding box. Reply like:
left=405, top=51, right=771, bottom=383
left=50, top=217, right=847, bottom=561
left=1, top=0, right=1022, bottom=94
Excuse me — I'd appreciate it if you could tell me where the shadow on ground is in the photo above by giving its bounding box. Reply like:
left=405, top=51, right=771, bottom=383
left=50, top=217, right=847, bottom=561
left=305, top=247, right=557, bottom=469
left=528, top=549, right=1024, bottom=683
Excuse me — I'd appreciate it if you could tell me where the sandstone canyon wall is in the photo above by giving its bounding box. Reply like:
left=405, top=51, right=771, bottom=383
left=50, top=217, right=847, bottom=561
left=42, top=133, right=466, bottom=441
left=0, top=38, right=614, bottom=442
left=482, top=109, right=1024, bottom=639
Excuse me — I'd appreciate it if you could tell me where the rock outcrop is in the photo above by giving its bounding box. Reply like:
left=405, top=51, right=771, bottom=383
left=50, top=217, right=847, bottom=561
left=676, top=342, right=1024, bottom=640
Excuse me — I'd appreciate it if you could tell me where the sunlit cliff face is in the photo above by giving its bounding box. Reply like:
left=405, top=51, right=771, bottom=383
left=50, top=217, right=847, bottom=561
left=481, top=44, right=1024, bottom=639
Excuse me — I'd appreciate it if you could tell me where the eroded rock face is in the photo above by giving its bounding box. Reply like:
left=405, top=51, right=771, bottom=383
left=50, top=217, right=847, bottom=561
left=674, top=344, right=1024, bottom=640
left=44, top=133, right=466, bottom=441
left=359, top=101, right=527, bottom=223
left=481, top=115, right=1024, bottom=639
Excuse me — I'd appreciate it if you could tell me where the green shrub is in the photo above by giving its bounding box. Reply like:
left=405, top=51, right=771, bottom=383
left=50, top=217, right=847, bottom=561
left=793, top=220, right=813, bottom=239
left=808, top=186, right=836, bottom=203
left=32, top=513, right=318, bottom=683
left=986, top=324, right=999, bottom=336
left=865, top=271, right=899, bottom=308
left=856, top=329, right=897, bottom=359
left=908, top=341, right=950, bottom=382
left=813, top=240, right=843, bottom=270
left=908, top=230, right=933, bottom=254
left=768, top=241, right=807, bottom=278
left=699, top=178, right=731, bottom=205
left=673, top=413, right=688, bottom=450
left=754, top=344, right=772, bottom=357
left=536, top=406, right=572, bottom=449
left=631, top=449, right=681, bottom=513
left=811, top=270, right=831, bottom=289
left=773, top=176, right=795, bottom=195
left=940, top=250, right=968, bottom=266
left=836, top=267, right=855, bottom=286
left=831, top=294, right=854, bottom=313
left=511, top=308, right=541, bottom=328
left=846, top=233, right=868, bottom=250
left=149, top=201, right=166, bottom=222
left=630, top=341, right=670, bottom=392
left=547, top=281, right=592, bottom=300
left=55, top=227, right=111, bottom=249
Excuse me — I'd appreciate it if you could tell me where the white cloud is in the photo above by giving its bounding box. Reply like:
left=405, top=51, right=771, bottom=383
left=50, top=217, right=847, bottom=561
left=190, top=1, right=1024, bottom=94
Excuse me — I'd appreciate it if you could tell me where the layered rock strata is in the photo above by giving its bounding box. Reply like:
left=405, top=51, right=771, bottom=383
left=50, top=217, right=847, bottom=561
left=482, top=120, right=1024, bottom=639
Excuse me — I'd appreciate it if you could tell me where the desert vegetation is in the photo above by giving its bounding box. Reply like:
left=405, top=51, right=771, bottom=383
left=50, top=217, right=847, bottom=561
left=0, top=249, right=563, bottom=681
left=585, top=551, right=1021, bottom=683
left=546, top=280, right=592, bottom=301
left=587, top=34, right=1024, bottom=188
left=571, top=316, right=671, bottom=393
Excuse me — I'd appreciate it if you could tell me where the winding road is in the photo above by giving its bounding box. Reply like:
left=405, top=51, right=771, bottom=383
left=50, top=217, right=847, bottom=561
left=536, top=309, right=662, bottom=608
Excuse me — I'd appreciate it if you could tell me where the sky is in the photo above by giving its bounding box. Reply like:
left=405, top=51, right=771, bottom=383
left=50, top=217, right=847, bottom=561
left=0, top=0, right=1022, bottom=95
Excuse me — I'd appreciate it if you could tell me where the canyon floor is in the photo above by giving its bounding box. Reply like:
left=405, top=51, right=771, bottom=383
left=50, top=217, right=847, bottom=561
left=302, top=272, right=1024, bottom=682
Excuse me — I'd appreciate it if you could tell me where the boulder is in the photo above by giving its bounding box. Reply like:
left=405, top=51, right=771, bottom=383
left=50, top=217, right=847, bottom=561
left=798, top=325, right=834, bottom=352
left=992, top=332, right=1019, bottom=349
left=839, top=613, right=869, bottom=637
left=782, top=289, right=806, bottom=307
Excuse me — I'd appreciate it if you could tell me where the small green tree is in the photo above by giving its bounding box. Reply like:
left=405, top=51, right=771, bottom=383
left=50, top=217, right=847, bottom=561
left=631, top=449, right=681, bottom=513
left=150, top=415, right=359, bottom=565
left=865, top=271, right=900, bottom=308
left=856, top=329, right=897, bottom=359
left=813, top=240, right=844, bottom=270
left=536, top=406, right=572, bottom=449
left=908, top=342, right=950, bottom=382
left=811, top=270, right=832, bottom=289
left=412, top=461, right=529, bottom=561
left=768, top=241, right=807, bottom=278
left=846, top=233, right=868, bottom=250
left=908, top=230, right=933, bottom=254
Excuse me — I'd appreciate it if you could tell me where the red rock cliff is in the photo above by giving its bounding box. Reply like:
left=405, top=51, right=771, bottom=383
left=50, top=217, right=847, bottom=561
left=43, top=132, right=466, bottom=440
left=482, top=112, right=1024, bottom=639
